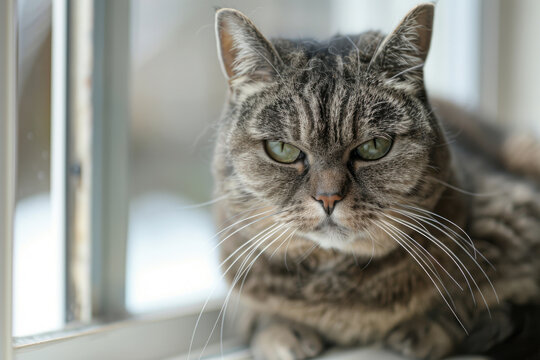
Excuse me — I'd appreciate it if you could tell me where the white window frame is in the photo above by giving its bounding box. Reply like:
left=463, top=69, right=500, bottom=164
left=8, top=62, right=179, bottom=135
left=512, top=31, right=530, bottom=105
left=1, top=0, right=17, bottom=359
left=14, top=304, right=236, bottom=360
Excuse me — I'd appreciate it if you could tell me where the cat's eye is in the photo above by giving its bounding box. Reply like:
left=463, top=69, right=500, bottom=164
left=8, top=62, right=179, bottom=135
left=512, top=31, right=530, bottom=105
left=264, top=140, right=301, bottom=164
left=355, top=137, right=392, bottom=161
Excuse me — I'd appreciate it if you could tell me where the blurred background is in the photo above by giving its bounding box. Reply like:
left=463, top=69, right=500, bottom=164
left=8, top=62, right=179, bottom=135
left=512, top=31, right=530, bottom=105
left=13, top=0, right=540, bottom=338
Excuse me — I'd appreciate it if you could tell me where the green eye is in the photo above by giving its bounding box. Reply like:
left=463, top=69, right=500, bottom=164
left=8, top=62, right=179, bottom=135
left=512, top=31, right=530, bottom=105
left=355, top=137, right=392, bottom=160
left=264, top=140, right=301, bottom=163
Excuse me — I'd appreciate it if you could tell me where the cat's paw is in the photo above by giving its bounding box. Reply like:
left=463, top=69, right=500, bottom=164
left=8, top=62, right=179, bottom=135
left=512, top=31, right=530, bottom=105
left=251, top=322, right=324, bottom=360
left=385, top=318, right=453, bottom=360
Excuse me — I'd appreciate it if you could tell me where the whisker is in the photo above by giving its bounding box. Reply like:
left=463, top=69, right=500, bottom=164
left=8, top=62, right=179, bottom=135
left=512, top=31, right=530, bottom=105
left=197, top=223, right=287, bottom=359
left=228, top=224, right=289, bottom=283
left=379, top=220, right=459, bottom=310
left=399, top=205, right=495, bottom=269
left=427, top=176, right=501, bottom=197
left=137, top=193, right=256, bottom=219
left=352, top=251, right=359, bottom=266
left=269, top=229, right=297, bottom=261
left=166, top=193, right=259, bottom=214
left=220, top=226, right=292, bottom=357
left=232, top=228, right=296, bottom=320
left=385, top=212, right=498, bottom=319
left=230, top=228, right=295, bottom=322
left=220, top=224, right=289, bottom=297
left=361, top=227, right=377, bottom=270
left=215, top=208, right=273, bottom=237
left=200, top=224, right=291, bottom=359
left=403, top=209, right=491, bottom=269
left=390, top=62, right=424, bottom=80
left=188, top=221, right=281, bottom=359
left=218, top=223, right=280, bottom=270
left=398, top=204, right=478, bottom=257
left=211, top=209, right=283, bottom=251
left=393, top=209, right=499, bottom=305
left=381, top=219, right=463, bottom=291
left=383, top=212, right=478, bottom=308
left=296, top=243, right=318, bottom=264
left=215, top=202, right=268, bottom=231
left=376, top=222, right=468, bottom=334
left=173, top=194, right=230, bottom=210
left=283, top=230, right=296, bottom=272
left=386, top=213, right=468, bottom=291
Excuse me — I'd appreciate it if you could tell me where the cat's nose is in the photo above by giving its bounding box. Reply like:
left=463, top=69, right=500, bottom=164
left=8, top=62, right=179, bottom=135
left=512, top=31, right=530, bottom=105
left=314, top=193, right=343, bottom=215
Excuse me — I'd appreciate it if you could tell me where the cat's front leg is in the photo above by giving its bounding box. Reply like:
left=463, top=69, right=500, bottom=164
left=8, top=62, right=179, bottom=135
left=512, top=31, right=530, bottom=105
left=251, top=316, right=325, bottom=360
left=384, top=315, right=460, bottom=360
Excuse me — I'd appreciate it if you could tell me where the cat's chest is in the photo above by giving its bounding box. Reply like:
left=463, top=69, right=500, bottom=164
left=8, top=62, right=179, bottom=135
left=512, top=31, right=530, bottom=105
left=232, top=247, right=433, bottom=313
left=239, top=255, right=437, bottom=344
left=222, top=237, right=442, bottom=344
left=299, top=260, right=428, bottom=307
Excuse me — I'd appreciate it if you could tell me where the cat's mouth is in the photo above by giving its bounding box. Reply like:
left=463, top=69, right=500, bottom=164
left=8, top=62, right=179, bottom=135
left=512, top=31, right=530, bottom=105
left=313, top=218, right=344, bottom=231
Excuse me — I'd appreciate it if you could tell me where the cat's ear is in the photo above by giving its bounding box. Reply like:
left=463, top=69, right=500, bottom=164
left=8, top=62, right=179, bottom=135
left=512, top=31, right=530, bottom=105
left=215, top=8, right=283, bottom=84
left=370, top=3, right=434, bottom=92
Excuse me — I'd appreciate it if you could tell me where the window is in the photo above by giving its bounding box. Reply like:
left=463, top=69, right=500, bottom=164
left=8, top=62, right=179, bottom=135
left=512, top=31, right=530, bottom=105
left=2, top=1, right=539, bottom=359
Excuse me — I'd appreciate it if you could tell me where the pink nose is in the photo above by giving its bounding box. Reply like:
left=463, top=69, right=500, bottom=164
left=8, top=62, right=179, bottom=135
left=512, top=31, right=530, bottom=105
left=314, top=193, right=343, bottom=215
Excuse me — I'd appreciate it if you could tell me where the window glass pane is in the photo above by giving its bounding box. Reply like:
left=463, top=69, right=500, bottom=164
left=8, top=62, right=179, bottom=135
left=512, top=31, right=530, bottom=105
left=125, top=0, right=225, bottom=313
left=13, top=0, right=64, bottom=337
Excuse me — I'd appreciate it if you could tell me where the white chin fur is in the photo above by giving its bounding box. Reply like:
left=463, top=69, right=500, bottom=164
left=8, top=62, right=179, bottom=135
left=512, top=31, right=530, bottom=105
left=303, top=229, right=364, bottom=250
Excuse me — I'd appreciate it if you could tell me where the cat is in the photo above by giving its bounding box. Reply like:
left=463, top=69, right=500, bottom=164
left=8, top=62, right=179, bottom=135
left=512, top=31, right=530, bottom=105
left=211, top=3, right=540, bottom=359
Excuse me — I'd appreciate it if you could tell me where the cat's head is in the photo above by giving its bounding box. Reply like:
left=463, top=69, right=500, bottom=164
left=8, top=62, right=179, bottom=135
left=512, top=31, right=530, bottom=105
left=213, top=4, right=452, bottom=257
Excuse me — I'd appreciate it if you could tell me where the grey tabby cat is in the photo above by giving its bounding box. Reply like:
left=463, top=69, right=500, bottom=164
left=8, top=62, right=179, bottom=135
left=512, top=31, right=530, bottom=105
left=212, top=3, right=540, bottom=359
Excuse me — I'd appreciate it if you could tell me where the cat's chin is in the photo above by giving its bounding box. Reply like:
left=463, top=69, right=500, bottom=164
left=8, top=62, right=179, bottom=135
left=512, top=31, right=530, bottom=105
left=301, top=225, right=369, bottom=251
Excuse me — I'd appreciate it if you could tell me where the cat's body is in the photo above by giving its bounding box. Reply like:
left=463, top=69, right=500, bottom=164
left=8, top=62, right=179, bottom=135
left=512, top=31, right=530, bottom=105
left=212, top=4, right=540, bottom=359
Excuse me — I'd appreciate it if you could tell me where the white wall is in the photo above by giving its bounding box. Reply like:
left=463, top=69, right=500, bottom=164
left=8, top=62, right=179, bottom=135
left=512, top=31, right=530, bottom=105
left=497, top=0, right=540, bottom=130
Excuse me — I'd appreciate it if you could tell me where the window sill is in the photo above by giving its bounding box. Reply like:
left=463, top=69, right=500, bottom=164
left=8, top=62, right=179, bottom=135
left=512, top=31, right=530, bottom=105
left=14, top=298, right=232, bottom=360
